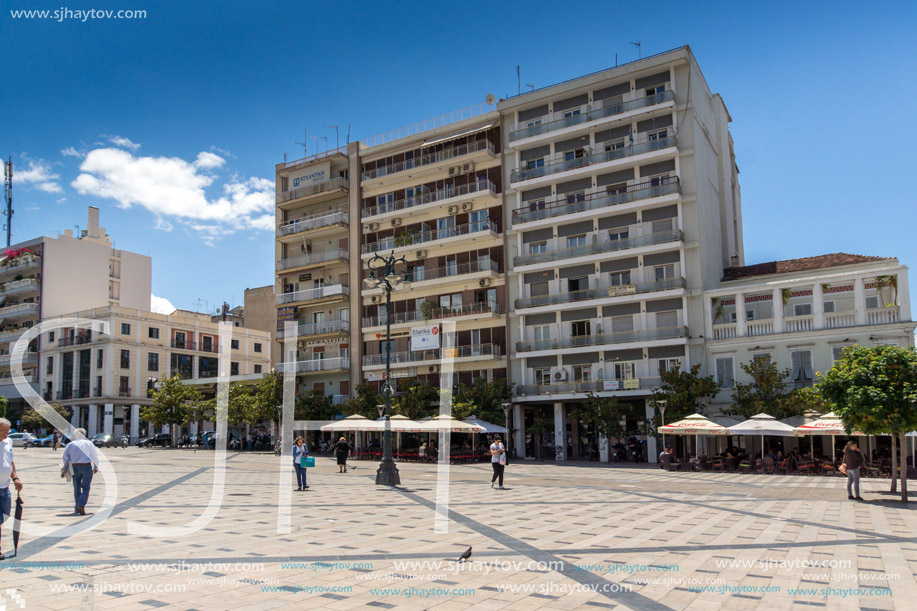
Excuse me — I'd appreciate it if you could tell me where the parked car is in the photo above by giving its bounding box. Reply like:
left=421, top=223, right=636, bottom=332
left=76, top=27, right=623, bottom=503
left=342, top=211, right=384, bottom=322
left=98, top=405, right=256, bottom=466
left=92, top=433, right=128, bottom=448
left=9, top=432, right=38, bottom=448
left=34, top=434, right=69, bottom=447
left=137, top=433, right=171, bottom=447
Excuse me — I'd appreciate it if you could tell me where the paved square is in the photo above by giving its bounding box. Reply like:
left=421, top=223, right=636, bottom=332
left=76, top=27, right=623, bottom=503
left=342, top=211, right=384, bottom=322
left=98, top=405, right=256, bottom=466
left=2, top=448, right=915, bottom=610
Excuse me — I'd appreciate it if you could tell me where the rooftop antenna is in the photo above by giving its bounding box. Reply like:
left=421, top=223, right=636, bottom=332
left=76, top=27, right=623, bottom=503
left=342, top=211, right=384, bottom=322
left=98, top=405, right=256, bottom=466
left=516, top=65, right=521, bottom=96
left=324, top=125, right=339, bottom=150
left=284, top=152, right=287, bottom=163
left=631, top=41, right=641, bottom=59
left=3, top=157, right=11, bottom=247
left=320, top=135, right=329, bottom=154
left=311, top=135, right=320, bottom=155
left=526, top=83, right=534, bottom=92
left=346, top=123, right=351, bottom=147
left=294, top=128, right=308, bottom=157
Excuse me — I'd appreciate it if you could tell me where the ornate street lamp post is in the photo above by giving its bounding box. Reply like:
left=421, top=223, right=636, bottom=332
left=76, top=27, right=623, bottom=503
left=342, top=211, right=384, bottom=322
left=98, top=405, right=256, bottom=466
left=365, top=251, right=409, bottom=486
left=656, top=399, right=668, bottom=451
left=501, top=402, right=512, bottom=458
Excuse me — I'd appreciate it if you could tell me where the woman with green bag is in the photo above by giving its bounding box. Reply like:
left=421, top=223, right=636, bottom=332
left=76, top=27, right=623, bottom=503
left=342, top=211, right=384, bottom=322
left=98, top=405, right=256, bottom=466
left=293, top=437, right=310, bottom=490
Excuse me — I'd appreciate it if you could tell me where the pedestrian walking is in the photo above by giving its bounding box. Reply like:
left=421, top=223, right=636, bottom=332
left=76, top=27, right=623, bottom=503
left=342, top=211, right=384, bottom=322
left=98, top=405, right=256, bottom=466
left=335, top=436, right=350, bottom=473
left=0, top=418, right=24, bottom=560
left=841, top=440, right=865, bottom=501
left=490, top=434, right=506, bottom=490
left=293, top=437, right=310, bottom=490
left=53, top=430, right=61, bottom=451
left=61, top=428, right=100, bottom=515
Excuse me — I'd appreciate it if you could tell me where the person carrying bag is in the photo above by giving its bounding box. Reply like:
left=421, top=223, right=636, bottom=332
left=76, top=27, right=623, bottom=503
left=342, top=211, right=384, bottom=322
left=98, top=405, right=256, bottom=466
left=292, top=437, right=311, bottom=490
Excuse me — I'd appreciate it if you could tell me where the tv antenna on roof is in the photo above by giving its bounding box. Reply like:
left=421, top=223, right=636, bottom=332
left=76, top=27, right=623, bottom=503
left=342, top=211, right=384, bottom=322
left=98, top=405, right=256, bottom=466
left=526, top=83, right=534, bottom=92
left=631, top=41, right=641, bottom=59
left=294, top=129, right=308, bottom=157
left=516, top=65, right=520, bottom=96
left=324, top=125, right=339, bottom=150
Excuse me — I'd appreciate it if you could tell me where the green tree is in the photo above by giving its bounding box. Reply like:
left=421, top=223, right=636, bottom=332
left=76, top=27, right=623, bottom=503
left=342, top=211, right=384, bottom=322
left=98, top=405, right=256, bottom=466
left=142, top=374, right=203, bottom=446
left=20, top=402, right=71, bottom=431
left=450, top=400, right=477, bottom=421
left=392, top=379, right=437, bottom=420
left=225, top=383, right=255, bottom=427
left=819, top=345, right=917, bottom=502
left=0, top=395, right=7, bottom=420
left=729, top=357, right=794, bottom=419
left=250, top=370, right=284, bottom=428
left=342, top=384, right=382, bottom=418
left=650, top=363, right=719, bottom=425
left=453, top=376, right=512, bottom=423
left=295, top=390, right=336, bottom=420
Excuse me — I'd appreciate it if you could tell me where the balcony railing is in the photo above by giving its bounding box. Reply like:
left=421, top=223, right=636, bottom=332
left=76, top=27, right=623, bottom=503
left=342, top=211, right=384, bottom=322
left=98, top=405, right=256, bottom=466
left=517, top=326, right=686, bottom=353
left=0, top=374, right=34, bottom=385
left=713, top=306, right=901, bottom=340
left=509, top=90, right=676, bottom=141
left=513, top=176, right=680, bottom=224
left=0, top=352, right=38, bottom=365
left=516, top=277, right=685, bottom=309
left=58, top=334, right=93, bottom=347
left=401, top=258, right=500, bottom=284
left=363, top=300, right=500, bottom=328
left=0, top=329, right=24, bottom=342
left=171, top=340, right=197, bottom=350
left=868, top=307, right=899, bottom=325
left=278, top=209, right=349, bottom=236
left=516, top=377, right=662, bottom=396
left=362, top=221, right=496, bottom=255
left=0, top=302, right=39, bottom=317
left=276, top=357, right=350, bottom=373
left=362, top=343, right=502, bottom=367
left=276, top=177, right=348, bottom=205
left=511, top=133, right=677, bottom=183
left=278, top=248, right=348, bottom=270
left=119, top=389, right=132, bottom=397
left=362, top=180, right=499, bottom=219
left=515, top=229, right=682, bottom=267
left=0, top=278, right=40, bottom=294
left=276, top=319, right=350, bottom=339
left=362, top=139, right=496, bottom=181
left=0, top=255, right=41, bottom=274
left=277, top=284, right=349, bottom=305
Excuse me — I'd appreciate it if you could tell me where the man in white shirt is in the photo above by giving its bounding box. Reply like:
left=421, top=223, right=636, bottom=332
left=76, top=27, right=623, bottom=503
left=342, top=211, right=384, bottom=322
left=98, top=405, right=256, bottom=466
left=61, top=428, right=100, bottom=515
left=0, top=418, right=24, bottom=560
left=490, top=435, right=506, bottom=490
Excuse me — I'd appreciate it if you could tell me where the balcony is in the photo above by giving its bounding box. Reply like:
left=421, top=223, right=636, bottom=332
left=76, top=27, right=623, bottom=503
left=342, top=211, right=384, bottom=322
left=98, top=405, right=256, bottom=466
left=515, top=229, right=682, bottom=268
left=0, top=352, right=38, bottom=365
left=365, top=259, right=500, bottom=294
left=362, top=221, right=497, bottom=256
left=119, top=389, right=132, bottom=397
left=0, top=328, right=25, bottom=343
left=0, top=374, right=34, bottom=385
left=276, top=284, right=349, bottom=306
left=362, top=343, right=502, bottom=368
left=509, top=90, right=676, bottom=142
left=0, top=302, right=39, bottom=320
left=362, top=139, right=496, bottom=182
left=363, top=301, right=500, bottom=329
left=278, top=209, right=348, bottom=238
left=277, top=357, right=350, bottom=374
left=362, top=180, right=499, bottom=220
left=517, top=326, right=686, bottom=353
left=278, top=248, right=348, bottom=272
left=712, top=306, right=902, bottom=340
left=516, top=377, right=662, bottom=396
left=276, top=177, right=348, bottom=207
left=0, top=278, right=40, bottom=296
left=58, top=334, right=94, bottom=347
left=516, top=277, right=685, bottom=310
left=171, top=340, right=197, bottom=350
left=513, top=177, right=680, bottom=226
left=0, top=255, right=41, bottom=276
left=510, top=132, right=677, bottom=184
left=276, top=319, right=350, bottom=339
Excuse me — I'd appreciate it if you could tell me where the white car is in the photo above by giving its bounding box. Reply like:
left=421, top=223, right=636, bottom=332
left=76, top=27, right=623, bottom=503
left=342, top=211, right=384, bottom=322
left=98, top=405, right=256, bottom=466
left=8, top=432, right=38, bottom=447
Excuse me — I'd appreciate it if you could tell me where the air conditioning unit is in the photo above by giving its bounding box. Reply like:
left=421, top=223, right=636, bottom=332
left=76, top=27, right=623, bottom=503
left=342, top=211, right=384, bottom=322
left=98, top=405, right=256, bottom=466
left=479, top=278, right=491, bottom=287
left=416, top=250, right=427, bottom=259
left=368, top=222, right=380, bottom=231
left=448, top=166, right=461, bottom=176
left=428, top=365, right=439, bottom=373
left=371, top=295, right=380, bottom=304
left=461, top=162, right=474, bottom=173
left=461, top=202, right=473, bottom=212
left=448, top=206, right=459, bottom=215
left=550, top=367, right=568, bottom=382
left=391, top=217, right=402, bottom=227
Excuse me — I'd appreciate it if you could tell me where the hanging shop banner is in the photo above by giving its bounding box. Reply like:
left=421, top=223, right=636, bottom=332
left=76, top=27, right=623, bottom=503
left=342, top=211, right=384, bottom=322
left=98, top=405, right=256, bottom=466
left=410, top=325, right=440, bottom=351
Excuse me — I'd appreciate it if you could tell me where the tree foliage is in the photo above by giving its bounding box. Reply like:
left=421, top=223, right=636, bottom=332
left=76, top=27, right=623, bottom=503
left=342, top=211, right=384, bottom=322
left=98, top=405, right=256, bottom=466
left=727, top=357, right=827, bottom=420
left=392, top=379, right=437, bottom=420
left=571, top=394, right=625, bottom=441
left=142, top=375, right=203, bottom=445
left=21, top=401, right=71, bottom=431
left=250, top=370, right=283, bottom=425
left=342, top=384, right=382, bottom=418
left=453, top=376, right=512, bottom=423
left=650, top=363, right=719, bottom=424
left=295, top=390, right=335, bottom=420
left=0, top=395, right=7, bottom=419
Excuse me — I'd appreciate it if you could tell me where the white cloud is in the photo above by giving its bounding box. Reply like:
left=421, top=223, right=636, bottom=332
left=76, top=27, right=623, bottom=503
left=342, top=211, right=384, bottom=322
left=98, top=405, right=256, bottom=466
left=61, top=146, right=83, bottom=158
left=17, top=159, right=63, bottom=193
left=105, top=135, right=141, bottom=151
left=151, top=294, right=176, bottom=314
left=71, top=147, right=274, bottom=242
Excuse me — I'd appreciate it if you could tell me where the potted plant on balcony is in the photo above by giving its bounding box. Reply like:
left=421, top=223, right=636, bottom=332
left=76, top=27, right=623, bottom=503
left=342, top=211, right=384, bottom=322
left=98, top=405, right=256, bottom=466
left=711, top=297, right=724, bottom=324
left=420, top=299, right=435, bottom=322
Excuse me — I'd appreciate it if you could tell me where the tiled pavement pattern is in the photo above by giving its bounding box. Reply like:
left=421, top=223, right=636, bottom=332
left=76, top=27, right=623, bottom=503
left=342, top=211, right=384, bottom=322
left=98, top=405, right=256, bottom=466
left=1, top=448, right=915, bottom=610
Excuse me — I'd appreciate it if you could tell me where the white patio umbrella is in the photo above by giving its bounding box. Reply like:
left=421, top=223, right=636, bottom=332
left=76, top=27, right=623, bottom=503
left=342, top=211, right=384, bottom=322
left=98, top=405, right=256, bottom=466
left=794, top=412, right=865, bottom=460
left=658, top=413, right=730, bottom=458
left=461, top=416, right=507, bottom=434
left=728, top=413, right=796, bottom=460
left=320, top=414, right=382, bottom=432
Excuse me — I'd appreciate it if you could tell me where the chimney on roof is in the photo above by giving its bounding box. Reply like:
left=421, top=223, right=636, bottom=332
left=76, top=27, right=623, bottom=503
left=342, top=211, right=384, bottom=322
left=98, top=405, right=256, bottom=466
left=87, top=206, right=100, bottom=238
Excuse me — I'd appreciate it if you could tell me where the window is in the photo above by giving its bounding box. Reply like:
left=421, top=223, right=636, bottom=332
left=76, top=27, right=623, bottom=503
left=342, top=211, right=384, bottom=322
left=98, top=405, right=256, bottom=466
left=715, top=356, right=735, bottom=388
left=254, top=342, right=262, bottom=353
left=49, top=331, right=55, bottom=342
left=646, top=85, right=666, bottom=96
left=148, top=327, right=160, bottom=339
left=526, top=118, right=542, bottom=128
left=606, top=182, right=628, bottom=196
left=823, top=301, right=836, bottom=313
left=231, top=339, right=239, bottom=350
left=604, top=139, right=625, bottom=152
left=655, top=310, right=678, bottom=328
left=121, top=323, right=131, bottom=335
left=120, top=349, right=130, bottom=369
left=148, top=353, right=159, bottom=371
left=751, top=352, right=772, bottom=365
left=651, top=219, right=673, bottom=233
left=613, top=361, right=636, bottom=380
left=793, top=303, right=813, bottom=316
left=119, top=376, right=129, bottom=395
left=658, top=358, right=681, bottom=375
left=95, top=376, right=102, bottom=397
left=534, top=368, right=552, bottom=385
left=174, top=331, right=187, bottom=349
left=647, top=129, right=668, bottom=141
left=608, top=229, right=629, bottom=241
left=730, top=310, right=755, bottom=322
left=530, top=281, right=549, bottom=297
left=610, top=271, right=631, bottom=286
left=568, top=276, right=588, bottom=292
left=533, top=325, right=551, bottom=342
left=573, top=365, right=591, bottom=382
left=654, top=264, right=675, bottom=281
left=790, top=350, right=814, bottom=385
left=563, top=108, right=581, bottom=119
left=831, top=346, right=848, bottom=363
left=469, top=210, right=488, bottom=232
left=565, top=191, right=586, bottom=204
left=412, top=263, right=425, bottom=281
left=526, top=158, right=545, bottom=170
left=97, top=349, right=103, bottom=369
left=530, top=241, right=547, bottom=255
left=46, top=356, right=53, bottom=374
left=571, top=320, right=591, bottom=337
left=254, top=364, right=262, bottom=374
left=866, top=296, right=879, bottom=309
left=171, top=354, right=193, bottom=379
left=527, top=198, right=545, bottom=212
left=199, top=357, right=218, bottom=378
left=230, top=362, right=239, bottom=376
left=563, top=149, right=585, bottom=162
left=566, top=234, right=587, bottom=249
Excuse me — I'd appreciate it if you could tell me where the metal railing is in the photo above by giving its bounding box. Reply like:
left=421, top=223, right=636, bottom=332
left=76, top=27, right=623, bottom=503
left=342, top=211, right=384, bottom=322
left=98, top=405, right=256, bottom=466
left=361, top=139, right=495, bottom=181
left=276, top=176, right=349, bottom=204
left=517, top=326, right=686, bottom=352
left=511, top=133, right=677, bottom=183
left=276, top=357, right=350, bottom=373
left=119, top=389, right=133, bottom=397
left=401, top=258, right=500, bottom=283
left=361, top=103, right=490, bottom=148
left=58, top=334, right=93, bottom=347
left=510, top=90, right=675, bottom=141
left=278, top=209, right=349, bottom=236
left=0, top=255, right=41, bottom=273
left=514, top=229, right=682, bottom=267
left=363, top=301, right=500, bottom=328
left=276, top=319, right=350, bottom=339
left=516, top=377, right=663, bottom=395
left=0, top=352, right=37, bottom=364
left=276, top=284, right=349, bottom=305
left=513, top=176, right=679, bottom=224
left=0, top=374, right=34, bottom=385
left=171, top=340, right=196, bottom=350
left=362, top=221, right=495, bottom=254
left=283, top=145, right=348, bottom=168
left=362, top=343, right=502, bottom=367
left=278, top=248, right=349, bottom=270
left=516, top=277, right=685, bottom=309
left=362, top=180, right=498, bottom=219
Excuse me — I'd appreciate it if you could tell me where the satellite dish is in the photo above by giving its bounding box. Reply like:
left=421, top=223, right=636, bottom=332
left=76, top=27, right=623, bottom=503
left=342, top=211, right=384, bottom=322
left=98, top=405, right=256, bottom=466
left=485, top=93, right=496, bottom=106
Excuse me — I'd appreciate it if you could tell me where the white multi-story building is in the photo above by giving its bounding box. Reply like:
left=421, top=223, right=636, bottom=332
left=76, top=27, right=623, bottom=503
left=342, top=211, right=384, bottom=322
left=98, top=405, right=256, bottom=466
left=498, top=46, right=742, bottom=460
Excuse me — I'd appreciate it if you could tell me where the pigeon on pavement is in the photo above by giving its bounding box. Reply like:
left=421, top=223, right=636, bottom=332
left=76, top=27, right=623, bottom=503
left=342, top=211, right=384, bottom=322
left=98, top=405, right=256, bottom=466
left=458, top=546, right=472, bottom=562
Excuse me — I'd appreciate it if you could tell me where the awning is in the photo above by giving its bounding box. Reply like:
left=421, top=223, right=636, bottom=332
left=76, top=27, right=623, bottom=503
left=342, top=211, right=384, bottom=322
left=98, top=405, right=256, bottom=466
left=423, top=122, right=496, bottom=146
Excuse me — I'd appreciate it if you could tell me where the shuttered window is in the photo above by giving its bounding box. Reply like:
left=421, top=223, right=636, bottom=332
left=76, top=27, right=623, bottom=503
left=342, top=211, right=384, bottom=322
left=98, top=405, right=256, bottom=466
left=715, top=356, right=735, bottom=388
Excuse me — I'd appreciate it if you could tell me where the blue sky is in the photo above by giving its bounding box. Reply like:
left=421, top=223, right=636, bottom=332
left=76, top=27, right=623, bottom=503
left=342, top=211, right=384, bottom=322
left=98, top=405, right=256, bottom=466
left=3, top=0, right=916, bottom=312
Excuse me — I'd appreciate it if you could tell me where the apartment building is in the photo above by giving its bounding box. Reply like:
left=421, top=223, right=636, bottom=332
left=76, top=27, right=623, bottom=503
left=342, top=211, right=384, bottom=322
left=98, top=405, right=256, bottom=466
left=357, top=114, right=507, bottom=389
left=0, top=207, right=151, bottom=419
left=498, top=47, right=742, bottom=460
left=274, top=150, right=353, bottom=404
left=41, top=306, right=271, bottom=440
left=705, top=254, right=915, bottom=413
